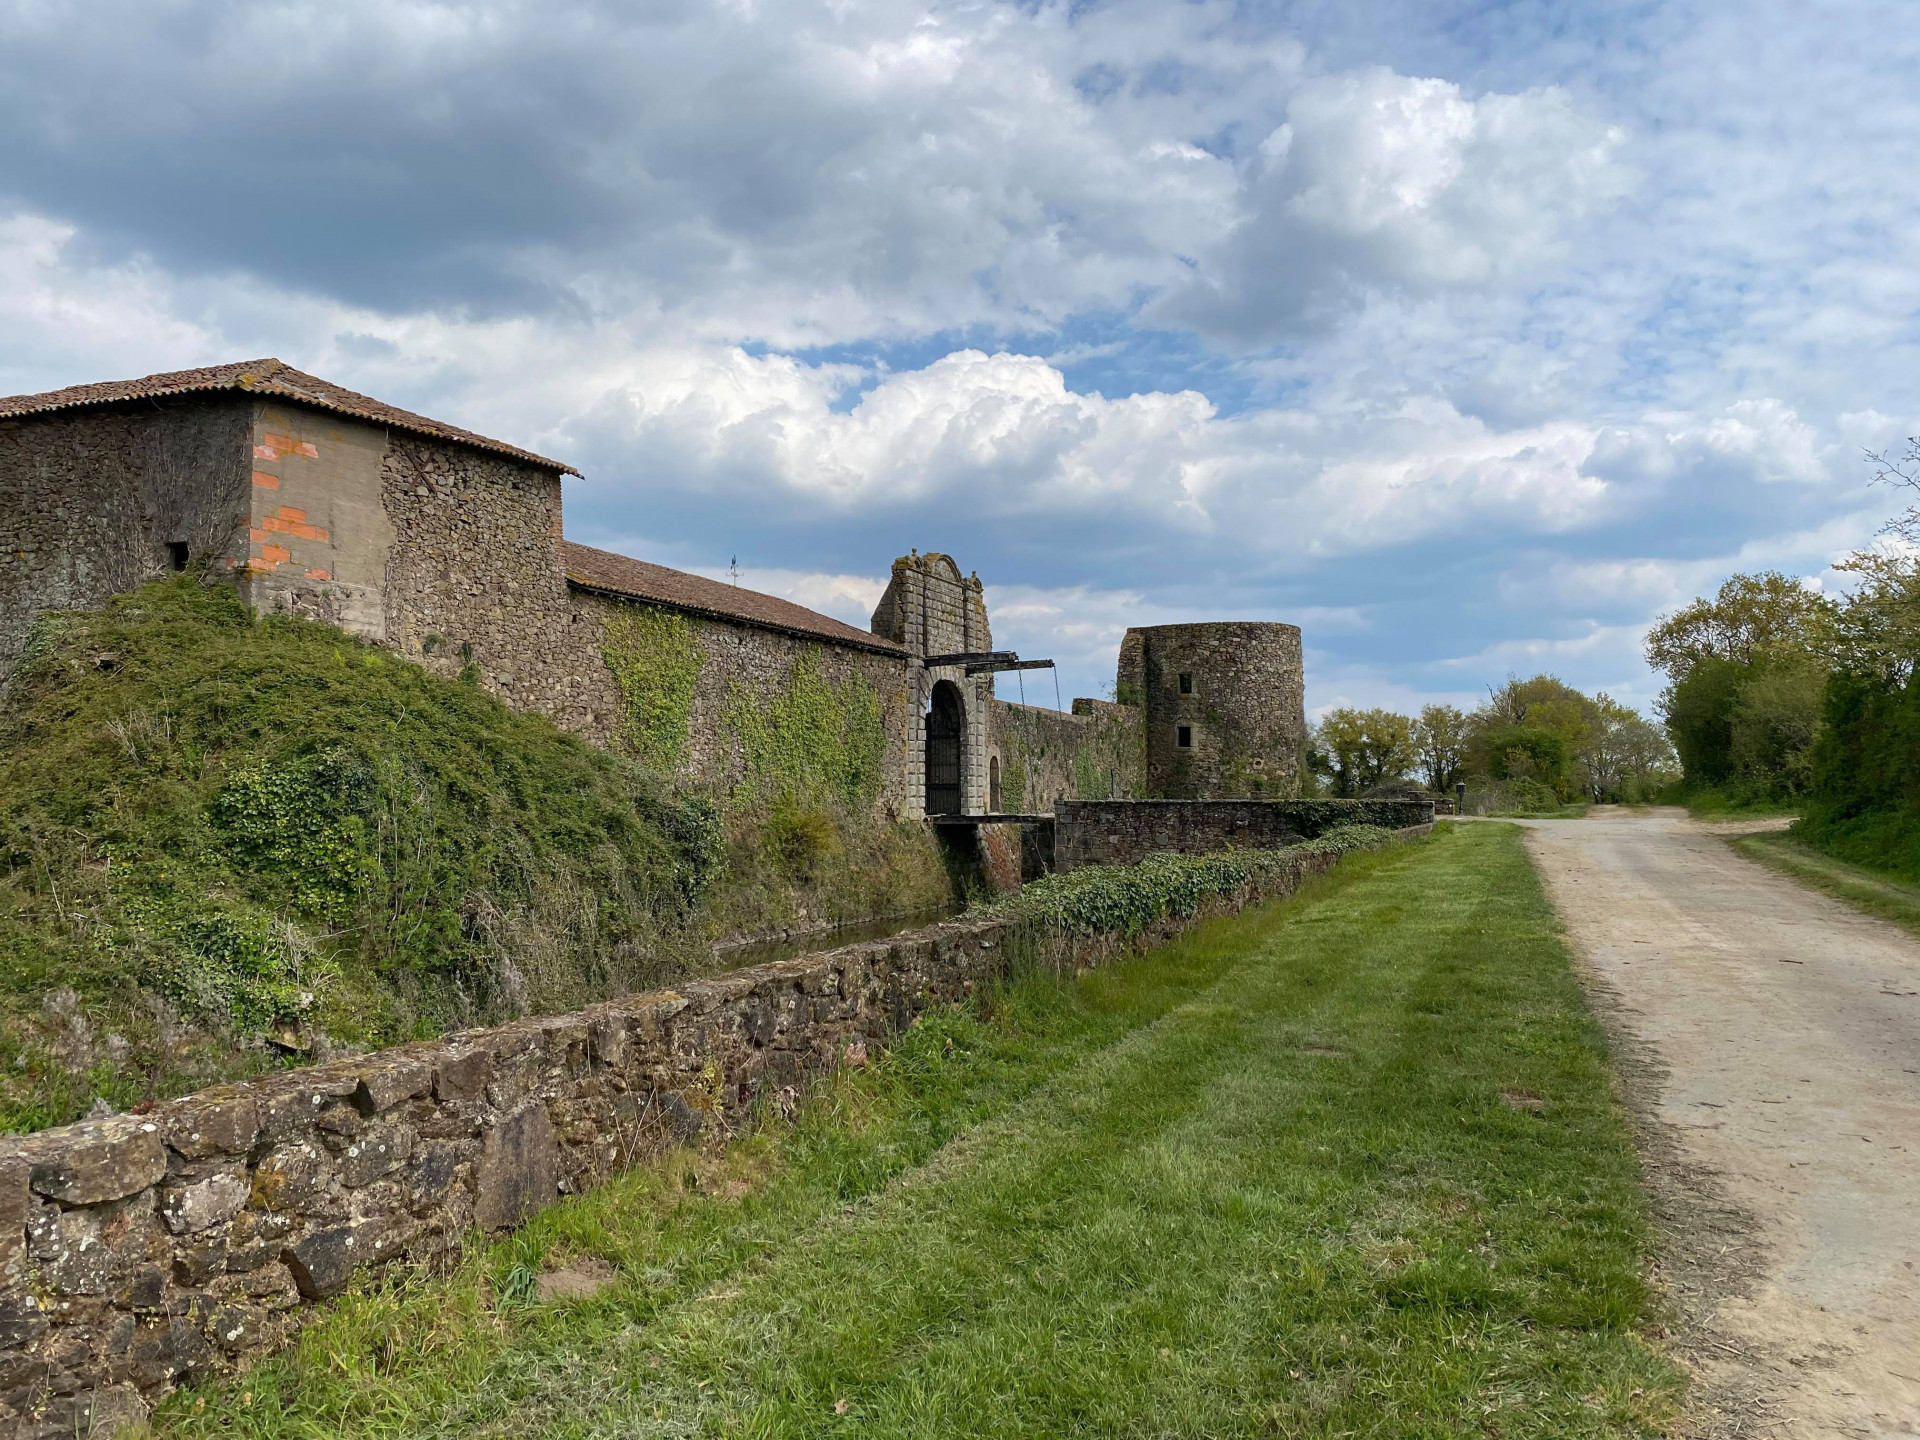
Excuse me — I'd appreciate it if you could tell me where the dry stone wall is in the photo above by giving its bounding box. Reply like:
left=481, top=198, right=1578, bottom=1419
left=0, top=829, right=1423, bottom=1435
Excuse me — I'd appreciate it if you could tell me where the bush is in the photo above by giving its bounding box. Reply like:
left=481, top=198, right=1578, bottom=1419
left=762, top=796, right=840, bottom=879
left=1796, top=668, right=1920, bottom=879
left=969, top=825, right=1393, bottom=937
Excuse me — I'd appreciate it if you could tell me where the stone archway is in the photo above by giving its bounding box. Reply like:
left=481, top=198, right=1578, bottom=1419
left=925, top=679, right=966, bottom=815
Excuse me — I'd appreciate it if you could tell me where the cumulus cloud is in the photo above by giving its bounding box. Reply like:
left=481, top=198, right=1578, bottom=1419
left=1157, top=69, right=1629, bottom=341
left=0, top=0, right=1915, bottom=717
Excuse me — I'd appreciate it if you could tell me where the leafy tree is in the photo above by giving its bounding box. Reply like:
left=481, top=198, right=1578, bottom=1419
left=1831, top=546, right=1920, bottom=683
left=1645, top=571, right=1837, bottom=679
left=1314, top=708, right=1415, bottom=797
left=1477, top=723, right=1574, bottom=794
left=1412, top=704, right=1469, bottom=792
left=1728, top=661, right=1825, bottom=794
left=1659, top=656, right=1748, bottom=788
left=1584, top=694, right=1677, bottom=799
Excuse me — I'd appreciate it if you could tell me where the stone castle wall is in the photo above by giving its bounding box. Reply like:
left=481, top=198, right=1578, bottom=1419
left=0, top=400, right=254, bottom=679
left=571, top=591, right=918, bottom=821
left=0, top=831, right=1422, bottom=1435
left=986, top=698, right=1145, bottom=814
left=1117, top=622, right=1307, bottom=800
left=1053, top=797, right=1432, bottom=871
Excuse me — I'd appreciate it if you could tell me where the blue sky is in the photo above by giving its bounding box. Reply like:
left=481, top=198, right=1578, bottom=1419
left=2, top=0, right=1913, bottom=716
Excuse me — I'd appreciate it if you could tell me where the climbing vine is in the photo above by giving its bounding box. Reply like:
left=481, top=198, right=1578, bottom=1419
left=724, top=650, right=885, bottom=812
left=602, top=607, right=705, bottom=775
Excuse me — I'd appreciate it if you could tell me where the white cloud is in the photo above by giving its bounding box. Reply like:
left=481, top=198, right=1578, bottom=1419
left=2, top=0, right=1917, bottom=725
left=1157, top=68, right=1629, bottom=340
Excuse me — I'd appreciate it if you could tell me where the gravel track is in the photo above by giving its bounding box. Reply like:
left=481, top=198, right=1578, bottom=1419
left=1517, top=808, right=1920, bottom=1438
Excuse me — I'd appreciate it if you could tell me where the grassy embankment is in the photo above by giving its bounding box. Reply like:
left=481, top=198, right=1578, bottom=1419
left=0, top=578, right=944, bottom=1132
left=161, top=822, right=1681, bottom=1439
left=1729, top=831, right=1920, bottom=936
left=1660, top=784, right=1801, bottom=821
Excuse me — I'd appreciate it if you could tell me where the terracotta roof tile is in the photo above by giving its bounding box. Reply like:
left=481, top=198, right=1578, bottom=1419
left=562, top=542, right=903, bottom=655
left=0, top=359, right=577, bottom=474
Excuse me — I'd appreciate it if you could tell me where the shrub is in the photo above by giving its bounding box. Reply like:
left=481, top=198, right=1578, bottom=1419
left=969, top=825, right=1393, bottom=937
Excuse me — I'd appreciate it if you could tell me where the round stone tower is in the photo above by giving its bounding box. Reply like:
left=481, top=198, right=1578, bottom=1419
left=1116, top=622, right=1307, bottom=799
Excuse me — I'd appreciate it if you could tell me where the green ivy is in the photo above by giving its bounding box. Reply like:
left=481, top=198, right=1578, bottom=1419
left=725, top=650, right=885, bottom=812
left=968, top=825, right=1392, bottom=936
left=211, top=754, right=369, bottom=920
left=602, top=607, right=705, bottom=774
left=1001, top=760, right=1028, bottom=813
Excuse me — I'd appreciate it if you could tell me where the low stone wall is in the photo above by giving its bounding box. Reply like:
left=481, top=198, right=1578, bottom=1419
left=0, top=829, right=1420, bottom=1435
left=1053, top=798, right=1435, bottom=872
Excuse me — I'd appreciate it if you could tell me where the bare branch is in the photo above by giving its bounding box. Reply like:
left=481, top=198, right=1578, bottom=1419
left=1865, top=438, right=1920, bottom=541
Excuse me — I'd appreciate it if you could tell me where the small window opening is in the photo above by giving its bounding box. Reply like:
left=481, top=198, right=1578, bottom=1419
left=167, top=541, right=190, bottom=572
left=1177, top=725, right=1193, bottom=749
left=1178, top=672, right=1193, bottom=694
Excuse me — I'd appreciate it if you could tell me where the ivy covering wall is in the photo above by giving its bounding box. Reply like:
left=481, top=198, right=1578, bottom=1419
left=724, top=650, right=886, bottom=813
left=601, top=607, right=704, bottom=775
left=591, top=596, right=945, bottom=939
left=990, top=697, right=1145, bottom=813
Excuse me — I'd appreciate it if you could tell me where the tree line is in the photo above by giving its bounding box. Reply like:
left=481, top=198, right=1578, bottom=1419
left=1652, top=441, right=1920, bottom=874
left=1309, top=677, right=1675, bottom=810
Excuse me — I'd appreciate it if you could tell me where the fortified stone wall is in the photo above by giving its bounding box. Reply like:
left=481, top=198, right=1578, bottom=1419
left=0, top=400, right=253, bottom=679
left=1117, top=622, right=1307, bottom=799
left=987, top=698, right=1145, bottom=814
left=376, top=434, right=597, bottom=727
left=0, top=832, right=1423, bottom=1435
left=573, top=591, right=917, bottom=821
left=1053, top=797, right=1433, bottom=871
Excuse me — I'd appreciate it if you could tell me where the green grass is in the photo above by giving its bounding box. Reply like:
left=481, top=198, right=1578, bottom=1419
left=0, top=577, right=945, bottom=1132
left=160, top=823, right=1680, bottom=1439
left=1659, top=784, right=1800, bottom=821
left=1729, top=831, right=1920, bottom=936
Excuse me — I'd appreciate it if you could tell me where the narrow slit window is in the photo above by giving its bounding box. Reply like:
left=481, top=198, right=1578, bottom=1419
left=167, top=541, right=190, bottom=571
left=1177, top=725, right=1193, bottom=748
left=1178, top=672, right=1194, bottom=694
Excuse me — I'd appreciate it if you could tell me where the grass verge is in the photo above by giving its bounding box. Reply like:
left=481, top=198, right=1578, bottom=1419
left=1728, top=831, right=1920, bottom=937
left=1660, top=785, right=1800, bottom=821
left=159, top=822, right=1680, bottom=1439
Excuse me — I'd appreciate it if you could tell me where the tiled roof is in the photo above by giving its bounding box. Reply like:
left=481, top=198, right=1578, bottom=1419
left=562, top=542, right=904, bottom=656
left=0, top=359, right=577, bottom=474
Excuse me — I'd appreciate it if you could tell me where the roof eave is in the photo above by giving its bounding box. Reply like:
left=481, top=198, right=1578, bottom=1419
left=563, top=575, right=906, bottom=657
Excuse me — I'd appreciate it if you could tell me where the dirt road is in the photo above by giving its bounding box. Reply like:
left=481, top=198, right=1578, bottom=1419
left=1519, top=809, right=1920, bottom=1438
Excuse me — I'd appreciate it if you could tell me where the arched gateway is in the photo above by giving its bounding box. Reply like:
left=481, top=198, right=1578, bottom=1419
left=925, top=679, right=966, bottom=815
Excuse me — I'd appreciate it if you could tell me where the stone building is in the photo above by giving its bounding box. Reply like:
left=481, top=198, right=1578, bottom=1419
left=0, top=360, right=1308, bottom=821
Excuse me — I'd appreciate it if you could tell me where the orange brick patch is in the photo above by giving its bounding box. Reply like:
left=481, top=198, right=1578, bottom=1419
left=255, top=434, right=319, bottom=460
left=259, top=543, right=291, bottom=565
left=259, top=506, right=330, bottom=542
left=251, top=470, right=280, bottom=489
left=306, top=568, right=332, bottom=581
